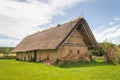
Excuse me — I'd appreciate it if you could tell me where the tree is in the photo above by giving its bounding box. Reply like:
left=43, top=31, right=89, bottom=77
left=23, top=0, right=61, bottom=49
left=5, top=47, right=10, bottom=55
left=101, top=39, right=115, bottom=63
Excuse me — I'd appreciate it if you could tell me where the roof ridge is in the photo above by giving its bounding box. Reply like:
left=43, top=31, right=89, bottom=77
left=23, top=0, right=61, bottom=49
left=28, top=25, right=62, bottom=37
left=28, top=17, right=81, bottom=37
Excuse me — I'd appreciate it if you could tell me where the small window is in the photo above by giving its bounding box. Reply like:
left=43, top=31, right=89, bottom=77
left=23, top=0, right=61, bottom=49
left=78, top=50, right=79, bottom=54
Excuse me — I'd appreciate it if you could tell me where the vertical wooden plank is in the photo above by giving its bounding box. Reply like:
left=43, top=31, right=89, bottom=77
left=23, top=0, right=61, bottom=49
left=66, top=41, right=68, bottom=55
left=57, top=48, right=60, bottom=59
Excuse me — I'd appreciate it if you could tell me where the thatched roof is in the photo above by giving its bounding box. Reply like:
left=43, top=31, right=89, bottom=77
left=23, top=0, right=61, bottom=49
left=12, top=17, right=99, bottom=52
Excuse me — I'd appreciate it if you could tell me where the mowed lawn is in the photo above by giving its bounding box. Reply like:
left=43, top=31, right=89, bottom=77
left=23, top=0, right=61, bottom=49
left=0, top=59, right=120, bottom=80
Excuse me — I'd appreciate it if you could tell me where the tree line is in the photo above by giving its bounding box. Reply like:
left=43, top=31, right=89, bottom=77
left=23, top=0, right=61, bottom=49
left=0, top=47, right=14, bottom=54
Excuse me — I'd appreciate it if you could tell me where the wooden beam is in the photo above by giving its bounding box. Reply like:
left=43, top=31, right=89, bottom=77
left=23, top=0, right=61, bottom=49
left=64, top=43, right=86, bottom=47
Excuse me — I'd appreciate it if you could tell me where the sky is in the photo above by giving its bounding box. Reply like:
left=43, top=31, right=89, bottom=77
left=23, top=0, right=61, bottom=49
left=0, top=0, right=120, bottom=47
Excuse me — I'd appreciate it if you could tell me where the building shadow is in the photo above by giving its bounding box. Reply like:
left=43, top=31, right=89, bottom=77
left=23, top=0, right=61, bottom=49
left=57, top=61, right=115, bottom=68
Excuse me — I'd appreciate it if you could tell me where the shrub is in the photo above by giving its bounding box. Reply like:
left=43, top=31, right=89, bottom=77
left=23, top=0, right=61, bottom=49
left=99, top=49, right=105, bottom=56
left=89, top=50, right=99, bottom=56
left=89, top=49, right=105, bottom=56
left=115, top=51, right=120, bottom=64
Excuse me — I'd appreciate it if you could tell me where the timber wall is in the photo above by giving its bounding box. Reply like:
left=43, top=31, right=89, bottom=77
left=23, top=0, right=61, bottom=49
left=59, top=29, right=89, bottom=61
left=16, top=50, right=57, bottom=62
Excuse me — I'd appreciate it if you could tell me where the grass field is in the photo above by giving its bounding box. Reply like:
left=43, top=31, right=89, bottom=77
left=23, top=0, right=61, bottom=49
left=0, top=59, right=120, bottom=80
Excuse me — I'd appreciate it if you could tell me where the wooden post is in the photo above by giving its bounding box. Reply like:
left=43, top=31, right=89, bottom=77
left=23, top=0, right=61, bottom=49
left=57, top=48, right=60, bottom=59
left=74, top=36, right=76, bottom=54
left=66, top=41, right=68, bottom=55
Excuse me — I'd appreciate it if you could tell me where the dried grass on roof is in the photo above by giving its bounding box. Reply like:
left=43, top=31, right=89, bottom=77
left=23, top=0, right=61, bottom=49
left=12, top=17, right=99, bottom=52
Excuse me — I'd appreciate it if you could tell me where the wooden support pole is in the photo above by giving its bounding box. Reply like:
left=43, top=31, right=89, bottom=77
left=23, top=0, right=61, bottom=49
left=57, top=48, right=60, bottom=59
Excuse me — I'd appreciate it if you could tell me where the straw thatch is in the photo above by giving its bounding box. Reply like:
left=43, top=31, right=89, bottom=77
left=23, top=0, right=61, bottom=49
left=12, top=17, right=99, bottom=52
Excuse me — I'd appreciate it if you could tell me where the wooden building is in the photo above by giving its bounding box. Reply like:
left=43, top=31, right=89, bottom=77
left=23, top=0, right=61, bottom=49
left=12, top=17, right=99, bottom=63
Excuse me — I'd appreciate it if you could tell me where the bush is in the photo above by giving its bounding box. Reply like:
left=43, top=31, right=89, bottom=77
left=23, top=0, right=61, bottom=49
left=90, top=50, right=99, bottom=56
left=115, top=51, right=120, bottom=64
left=89, top=49, right=105, bottom=56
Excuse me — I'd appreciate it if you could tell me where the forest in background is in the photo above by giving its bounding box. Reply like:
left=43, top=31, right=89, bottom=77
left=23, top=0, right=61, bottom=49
left=0, top=47, right=14, bottom=54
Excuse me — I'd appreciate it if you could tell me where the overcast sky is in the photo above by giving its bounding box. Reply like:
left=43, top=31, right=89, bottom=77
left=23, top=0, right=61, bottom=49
left=0, top=0, right=120, bottom=47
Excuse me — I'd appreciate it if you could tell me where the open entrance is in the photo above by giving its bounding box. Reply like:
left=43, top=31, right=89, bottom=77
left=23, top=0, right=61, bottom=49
left=34, top=50, right=37, bottom=61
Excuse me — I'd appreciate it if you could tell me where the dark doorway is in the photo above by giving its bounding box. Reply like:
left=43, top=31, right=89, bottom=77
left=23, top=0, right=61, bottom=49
left=34, top=50, right=37, bottom=61
left=47, top=53, right=49, bottom=60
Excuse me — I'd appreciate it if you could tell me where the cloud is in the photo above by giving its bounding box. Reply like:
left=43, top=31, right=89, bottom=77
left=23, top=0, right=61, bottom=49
left=93, top=17, right=120, bottom=44
left=0, top=0, right=86, bottom=47
left=0, top=38, right=20, bottom=47
left=114, top=17, right=120, bottom=21
left=109, top=22, right=115, bottom=25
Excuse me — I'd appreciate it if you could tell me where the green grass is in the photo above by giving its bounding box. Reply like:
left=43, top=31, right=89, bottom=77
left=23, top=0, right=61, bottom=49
left=0, top=59, right=120, bottom=80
